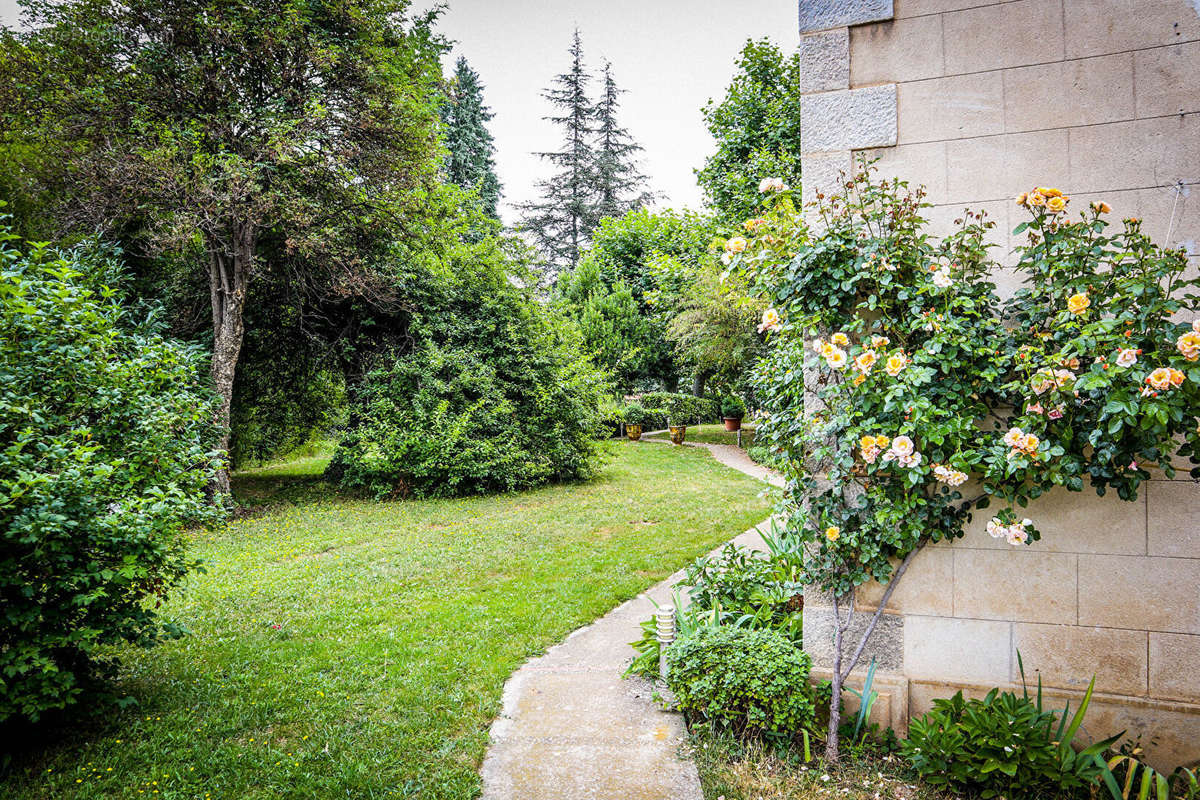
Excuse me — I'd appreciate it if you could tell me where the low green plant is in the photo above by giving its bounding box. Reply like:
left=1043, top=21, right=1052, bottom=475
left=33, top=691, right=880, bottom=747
left=666, top=625, right=815, bottom=743
left=902, top=675, right=1117, bottom=799
left=640, top=391, right=718, bottom=426
left=1102, top=739, right=1200, bottom=800
left=683, top=541, right=803, bottom=644
left=621, top=403, right=649, bottom=427
left=721, top=394, right=747, bottom=419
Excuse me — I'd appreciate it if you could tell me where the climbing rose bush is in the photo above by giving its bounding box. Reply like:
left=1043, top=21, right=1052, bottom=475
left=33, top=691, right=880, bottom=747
left=725, top=164, right=1200, bottom=756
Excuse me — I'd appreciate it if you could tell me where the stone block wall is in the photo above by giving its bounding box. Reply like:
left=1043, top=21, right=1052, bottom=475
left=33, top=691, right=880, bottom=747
left=796, top=0, right=1200, bottom=770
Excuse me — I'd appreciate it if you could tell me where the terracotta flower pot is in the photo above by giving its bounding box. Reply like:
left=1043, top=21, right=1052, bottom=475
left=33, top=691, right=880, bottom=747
left=626, top=424, right=643, bottom=441
left=723, top=417, right=743, bottom=432
left=669, top=425, right=687, bottom=445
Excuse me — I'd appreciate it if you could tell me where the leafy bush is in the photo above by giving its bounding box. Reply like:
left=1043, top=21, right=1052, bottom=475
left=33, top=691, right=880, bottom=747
left=640, top=391, right=718, bottom=426
left=902, top=682, right=1115, bottom=799
left=1, top=233, right=222, bottom=722
left=329, top=240, right=606, bottom=498
left=666, top=625, right=814, bottom=742
left=721, top=394, right=746, bottom=419
left=683, top=542, right=803, bottom=644
left=621, top=403, right=649, bottom=426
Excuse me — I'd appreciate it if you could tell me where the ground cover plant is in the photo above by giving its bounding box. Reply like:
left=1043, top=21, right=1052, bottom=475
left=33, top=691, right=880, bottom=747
left=2, top=442, right=770, bottom=799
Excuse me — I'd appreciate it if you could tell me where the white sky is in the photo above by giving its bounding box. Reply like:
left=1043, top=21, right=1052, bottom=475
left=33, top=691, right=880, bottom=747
left=0, top=0, right=799, bottom=224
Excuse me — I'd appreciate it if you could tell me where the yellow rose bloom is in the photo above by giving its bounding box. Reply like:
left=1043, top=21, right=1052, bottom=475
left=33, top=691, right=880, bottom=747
left=1036, top=187, right=1063, bottom=198
left=885, top=353, right=908, bottom=376
left=1091, top=201, right=1112, bottom=214
left=831, top=332, right=850, bottom=347
left=1066, top=292, right=1090, bottom=315
left=1022, top=434, right=1040, bottom=453
left=860, top=435, right=877, bottom=451
left=1176, top=332, right=1200, bottom=361
left=1046, top=196, right=1067, bottom=212
left=853, top=373, right=866, bottom=386
left=744, top=218, right=767, bottom=232
left=820, top=341, right=835, bottom=357
left=1015, top=192, right=1028, bottom=206
left=725, top=236, right=747, bottom=253
left=824, top=526, right=840, bottom=542
left=1146, top=367, right=1173, bottom=391
left=855, top=350, right=877, bottom=372
left=1028, top=192, right=1046, bottom=207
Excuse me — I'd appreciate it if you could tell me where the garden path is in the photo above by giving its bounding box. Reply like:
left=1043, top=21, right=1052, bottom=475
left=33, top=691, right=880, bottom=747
left=479, top=440, right=782, bottom=800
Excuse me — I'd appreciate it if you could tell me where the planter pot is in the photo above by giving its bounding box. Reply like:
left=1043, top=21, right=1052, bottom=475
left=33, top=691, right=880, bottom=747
left=668, top=425, right=687, bottom=445
left=723, top=416, right=743, bottom=432
left=626, top=424, right=643, bottom=441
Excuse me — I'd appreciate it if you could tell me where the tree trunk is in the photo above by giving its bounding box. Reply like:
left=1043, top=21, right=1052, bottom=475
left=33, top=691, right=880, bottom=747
left=691, top=369, right=709, bottom=398
left=826, top=591, right=845, bottom=762
left=207, top=223, right=253, bottom=497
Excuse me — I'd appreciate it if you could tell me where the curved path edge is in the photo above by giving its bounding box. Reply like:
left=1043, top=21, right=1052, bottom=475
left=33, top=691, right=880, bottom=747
left=480, top=442, right=783, bottom=800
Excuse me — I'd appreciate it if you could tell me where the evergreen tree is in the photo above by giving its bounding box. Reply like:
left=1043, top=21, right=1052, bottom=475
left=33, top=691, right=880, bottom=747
left=590, top=61, right=652, bottom=226
left=518, top=29, right=597, bottom=275
left=441, top=56, right=502, bottom=218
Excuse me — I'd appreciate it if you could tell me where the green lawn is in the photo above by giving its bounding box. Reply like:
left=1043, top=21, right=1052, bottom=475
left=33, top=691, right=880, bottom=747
left=5, top=441, right=770, bottom=800
left=646, top=423, right=757, bottom=447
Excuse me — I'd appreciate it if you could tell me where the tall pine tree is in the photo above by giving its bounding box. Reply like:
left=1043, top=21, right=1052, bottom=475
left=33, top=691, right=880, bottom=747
left=518, top=30, right=597, bottom=274
left=441, top=56, right=502, bottom=218
left=590, top=60, right=652, bottom=227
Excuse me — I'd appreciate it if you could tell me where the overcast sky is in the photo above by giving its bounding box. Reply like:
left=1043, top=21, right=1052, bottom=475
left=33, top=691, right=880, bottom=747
left=0, top=0, right=799, bottom=224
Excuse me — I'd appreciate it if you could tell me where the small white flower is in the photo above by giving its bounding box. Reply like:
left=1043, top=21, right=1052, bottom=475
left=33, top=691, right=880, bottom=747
left=931, top=267, right=953, bottom=289
left=1115, top=348, right=1138, bottom=368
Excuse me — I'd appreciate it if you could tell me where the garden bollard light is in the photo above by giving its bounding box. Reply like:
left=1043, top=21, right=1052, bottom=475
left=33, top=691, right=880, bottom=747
left=655, top=605, right=675, bottom=681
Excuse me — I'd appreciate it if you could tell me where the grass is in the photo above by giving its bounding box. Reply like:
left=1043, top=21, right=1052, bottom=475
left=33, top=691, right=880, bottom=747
left=646, top=423, right=757, bottom=448
left=692, top=736, right=955, bottom=800
left=4, top=441, right=771, bottom=800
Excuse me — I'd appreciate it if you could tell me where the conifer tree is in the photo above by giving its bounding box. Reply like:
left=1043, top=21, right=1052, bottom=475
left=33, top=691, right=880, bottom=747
left=441, top=56, right=502, bottom=218
left=590, top=61, right=652, bottom=226
left=518, top=29, right=598, bottom=275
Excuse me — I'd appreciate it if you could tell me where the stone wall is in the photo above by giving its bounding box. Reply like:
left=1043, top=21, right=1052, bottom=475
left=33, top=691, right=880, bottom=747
left=796, top=0, right=1200, bottom=769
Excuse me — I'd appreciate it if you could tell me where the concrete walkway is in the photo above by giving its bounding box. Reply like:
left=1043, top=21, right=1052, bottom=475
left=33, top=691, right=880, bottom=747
left=479, top=440, right=783, bottom=800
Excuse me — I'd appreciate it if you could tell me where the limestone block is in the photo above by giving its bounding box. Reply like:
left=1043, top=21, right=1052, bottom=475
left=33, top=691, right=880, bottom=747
left=799, top=0, right=894, bottom=33
left=1013, top=623, right=1148, bottom=696
left=801, top=85, right=898, bottom=153
left=1079, top=554, right=1200, bottom=634
left=1069, top=115, right=1200, bottom=196
left=1003, top=53, right=1135, bottom=132
left=893, top=0, right=1004, bottom=16
left=1149, top=632, right=1200, bottom=703
left=1148, top=481, right=1200, bottom=558
left=1136, top=183, right=1200, bottom=257
left=803, top=606, right=905, bottom=672
left=1135, top=41, right=1200, bottom=117
left=957, top=485, right=1147, bottom=556
left=909, top=678, right=995, bottom=716
left=854, top=546, right=954, bottom=615
left=953, top=550, right=1078, bottom=624
left=849, top=14, right=944, bottom=85
left=942, top=0, right=1065, bottom=74
left=1064, top=0, right=1200, bottom=59
left=897, top=71, right=1004, bottom=143
left=799, top=29, right=850, bottom=93
left=860, top=141, right=948, bottom=203
left=904, top=615, right=1012, bottom=683
left=801, top=151, right=854, bottom=210
left=1079, top=694, right=1200, bottom=772
left=941, top=128, right=1071, bottom=204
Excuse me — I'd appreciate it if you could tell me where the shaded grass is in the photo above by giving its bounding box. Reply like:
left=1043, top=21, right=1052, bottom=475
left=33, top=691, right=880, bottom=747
left=4, top=441, right=770, bottom=799
left=646, top=423, right=758, bottom=447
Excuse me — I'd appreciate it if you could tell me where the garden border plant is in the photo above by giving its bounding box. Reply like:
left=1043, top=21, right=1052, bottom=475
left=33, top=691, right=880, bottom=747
left=728, top=161, right=1200, bottom=762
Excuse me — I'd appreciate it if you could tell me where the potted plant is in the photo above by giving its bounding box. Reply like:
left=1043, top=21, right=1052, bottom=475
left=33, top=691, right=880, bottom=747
left=667, top=397, right=688, bottom=445
left=622, top=404, right=647, bottom=441
left=721, top=395, right=746, bottom=432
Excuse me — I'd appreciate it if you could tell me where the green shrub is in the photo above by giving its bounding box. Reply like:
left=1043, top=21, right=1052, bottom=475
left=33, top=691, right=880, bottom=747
left=721, top=395, right=746, bottom=419
left=621, top=403, right=649, bottom=427
left=329, top=242, right=606, bottom=498
left=640, top=391, right=717, bottom=426
left=683, top=543, right=803, bottom=644
left=902, top=685, right=1115, bottom=799
left=0, top=233, right=222, bottom=722
left=666, top=626, right=814, bottom=742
